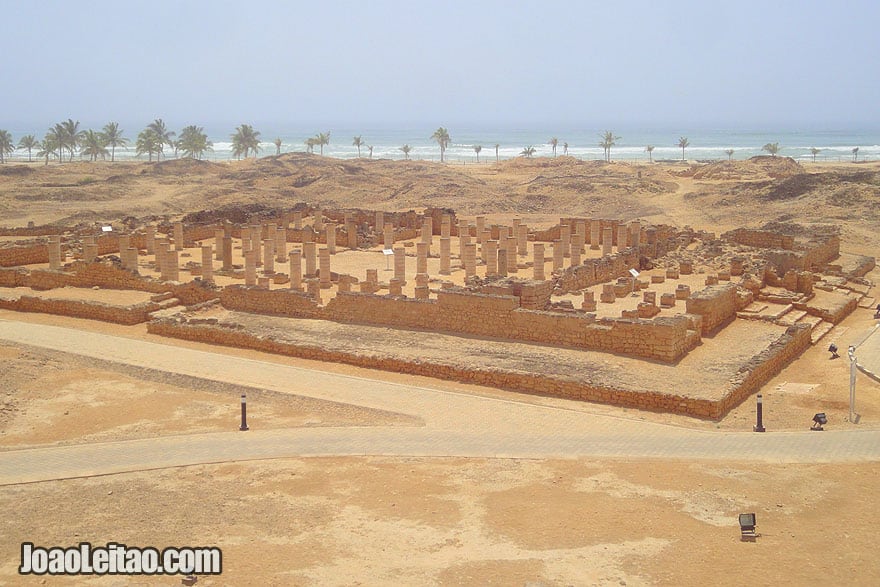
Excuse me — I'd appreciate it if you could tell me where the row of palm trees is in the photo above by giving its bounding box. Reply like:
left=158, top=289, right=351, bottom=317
left=0, top=123, right=865, bottom=164
left=0, top=120, right=266, bottom=164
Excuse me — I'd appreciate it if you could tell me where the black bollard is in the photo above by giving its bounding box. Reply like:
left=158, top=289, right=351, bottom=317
left=239, top=393, right=249, bottom=431
left=754, top=392, right=765, bottom=432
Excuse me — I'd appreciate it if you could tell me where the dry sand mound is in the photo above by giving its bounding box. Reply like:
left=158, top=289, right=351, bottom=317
left=690, top=156, right=804, bottom=180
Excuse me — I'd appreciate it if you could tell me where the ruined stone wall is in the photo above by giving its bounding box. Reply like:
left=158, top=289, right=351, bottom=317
left=0, top=264, right=218, bottom=305
left=0, top=296, right=163, bottom=325
left=722, top=228, right=795, bottom=250
left=718, top=324, right=812, bottom=416
left=685, top=283, right=738, bottom=334
left=220, top=286, right=322, bottom=319
left=0, top=244, right=49, bottom=267
left=147, top=319, right=717, bottom=417
left=800, top=235, right=840, bottom=270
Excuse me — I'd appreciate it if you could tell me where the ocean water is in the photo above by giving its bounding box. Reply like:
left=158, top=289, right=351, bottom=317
left=5, top=124, right=880, bottom=164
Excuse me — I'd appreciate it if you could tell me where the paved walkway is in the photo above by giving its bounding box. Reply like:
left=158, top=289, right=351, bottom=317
left=1, top=319, right=879, bottom=485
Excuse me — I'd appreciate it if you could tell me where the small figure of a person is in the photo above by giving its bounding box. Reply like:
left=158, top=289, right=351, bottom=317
left=828, top=343, right=840, bottom=359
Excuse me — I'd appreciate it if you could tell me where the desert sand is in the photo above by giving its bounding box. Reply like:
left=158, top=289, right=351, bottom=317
left=1, top=155, right=879, bottom=585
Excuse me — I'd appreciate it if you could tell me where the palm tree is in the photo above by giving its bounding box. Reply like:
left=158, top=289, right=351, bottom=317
left=231, top=124, right=261, bottom=158
left=599, top=131, right=619, bottom=162
left=677, top=136, right=690, bottom=161
left=101, top=122, right=127, bottom=162
left=147, top=119, right=175, bottom=161
left=57, top=119, right=85, bottom=161
left=45, top=126, right=65, bottom=162
left=473, top=144, right=482, bottom=162
left=563, top=142, right=569, bottom=156
left=0, top=130, right=14, bottom=163
left=852, top=147, right=860, bottom=162
left=304, top=137, right=316, bottom=153
left=494, top=143, right=500, bottom=163
left=724, top=148, right=734, bottom=162
left=80, top=129, right=109, bottom=161
left=548, top=137, right=558, bottom=157
left=810, top=147, right=821, bottom=162
left=367, top=145, right=374, bottom=159
left=400, top=144, right=412, bottom=160
left=37, top=136, right=58, bottom=165
left=645, top=145, right=654, bottom=163
left=273, top=137, right=282, bottom=156
left=179, top=125, right=212, bottom=160
left=135, top=128, right=161, bottom=162
left=352, top=135, right=363, bottom=158
left=314, top=131, right=330, bottom=156
left=431, top=127, right=451, bottom=162
left=520, top=145, right=536, bottom=158
left=761, top=142, right=780, bottom=157
left=17, top=134, right=39, bottom=162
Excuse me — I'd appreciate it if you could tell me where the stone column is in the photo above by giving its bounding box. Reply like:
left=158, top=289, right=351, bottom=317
left=476, top=216, right=486, bottom=242
left=497, top=248, right=508, bottom=277
left=375, top=211, right=384, bottom=232
left=458, top=219, right=469, bottom=239
left=337, top=275, right=352, bottom=293
left=319, top=247, right=331, bottom=288
left=303, top=241, right=317, bottom=277
left=582, top=291, right=597, bottom=311
left=118, top=234, right=130, bottom=259
left=552, top=239, right=563, bottom=271
left=393, top=247, right=406, bottom=283
left=389, top=278, right=403, bottom=296
left=313, top=209, right=323, bottom=232
left=629, top=221, right=641, bottom=247
left=84, top=243, right=98, bottom=263
left=486, top=240, right=498, bottom=276
left=459, top=229, right=470, bottom=261
left=145, top=225, right=156, bottom=254
left=570, top=240, right=582, bottom=267
left=275, top=228, right=287, bottom=263
left=166, top=250, right=179, bottom=282
left=263, top=239, right=275, bottom=274
left=252, top=225, right=262, bottom=266
left=201, top=245, right=213, bottom=283
left=517, top=224, right=528, bottom=256
left=602, top=227, right=613, bottom=256
left=306, top=278, right=321, bottom=298
left=281, top=213, right=290, bottom=231
left=417, top=242, right=429, bottom=274
left=533, top=243, right=545, bottom=280
left=293, top=210, right=302, bottom=230
left=617, top=224, right=628, bottom=251
left=561, top=224, right=571, bottom=258
left=125, top=248, right=139, bottom=274
left=47, top=236, right=62, bottom=270
left=439, top=237, right=451, bottom=275
left=572, top=229, right=585, bottom=257
left=383, top=223, right=394, bottom=250
left=244, top=250, right=256, bottom=286
left=222, top=237, right=233, bottom=270
left=421, top=220, right=432, bottom=251
left=214, top=228, right=225, bottom=261
left=441, top=214, right=451, bottom=238
left=157, top=241, right=168, bottom=279
left=302, top=226, right=314, bottom=243
left=289, top=250, right=302, bottom=290
left=506, top=237, right=518, bottom=274
left=325, top=223, right=336, bottom=254
left=464, top=243, right=477, bottom=278
left=346, top=221, right=358, bottom=249
left=173, top=222, right=184, bottom=251
left=590, top=220, right=601, bottom=250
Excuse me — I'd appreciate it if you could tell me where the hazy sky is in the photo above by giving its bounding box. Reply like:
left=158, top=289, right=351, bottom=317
left=3, top=0, right=879, bottom=130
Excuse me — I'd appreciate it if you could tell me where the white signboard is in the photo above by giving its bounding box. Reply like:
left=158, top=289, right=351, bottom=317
left=628, top=268, right=640, bottom=278
left=382, top=249, right=394, bottom=256
left=101, top=226, right=113, bottom=232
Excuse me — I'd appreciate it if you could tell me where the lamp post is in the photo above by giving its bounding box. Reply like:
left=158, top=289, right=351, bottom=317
left=239, top=393, right=249, bottom=431
left=848, top=345, right=857, bottom=423
left=754, top=393, right=765, bottom=432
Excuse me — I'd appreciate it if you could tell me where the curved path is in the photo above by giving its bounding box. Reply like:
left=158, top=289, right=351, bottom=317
left=1, top=319, right=879, bottom=485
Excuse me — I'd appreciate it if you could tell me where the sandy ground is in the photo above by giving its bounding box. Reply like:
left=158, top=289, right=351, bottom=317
left=1, top=156, right=879, bottom=584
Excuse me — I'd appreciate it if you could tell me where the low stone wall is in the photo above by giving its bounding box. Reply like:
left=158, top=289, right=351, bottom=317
left=685, top=284, right=738, bottom=335
left=718, top=324, right=812, bottom=416
left=0, top=263, right=218, bottom=306
left=217, top=287, right=698, bottom=362
left=0, top=244, right=49, bottom=267
left=0, top=296, right=167, bottom=325
left=722, top=228, right=795, bottom=250
left=801, top=235, right=840, bottom=270
left=146, top=319, right=720, bottom=418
